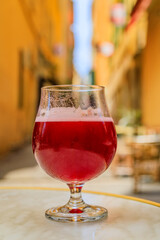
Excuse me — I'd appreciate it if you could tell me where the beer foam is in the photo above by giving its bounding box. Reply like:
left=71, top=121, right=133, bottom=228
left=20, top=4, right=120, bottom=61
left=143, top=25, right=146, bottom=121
left=35, top=107, right=113, bottom=122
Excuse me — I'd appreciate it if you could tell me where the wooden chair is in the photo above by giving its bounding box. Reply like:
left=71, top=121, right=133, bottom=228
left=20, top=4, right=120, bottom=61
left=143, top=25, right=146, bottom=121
left=131, top=141, right=160, bottom=193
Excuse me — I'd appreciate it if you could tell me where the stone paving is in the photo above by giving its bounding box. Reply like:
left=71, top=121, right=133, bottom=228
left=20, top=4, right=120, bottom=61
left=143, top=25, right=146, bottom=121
left=0, top=144, right=160, bottom=202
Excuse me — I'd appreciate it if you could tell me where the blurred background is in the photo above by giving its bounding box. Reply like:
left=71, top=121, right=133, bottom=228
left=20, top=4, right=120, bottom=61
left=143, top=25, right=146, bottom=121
left=0, top=0, right=160, bottom=201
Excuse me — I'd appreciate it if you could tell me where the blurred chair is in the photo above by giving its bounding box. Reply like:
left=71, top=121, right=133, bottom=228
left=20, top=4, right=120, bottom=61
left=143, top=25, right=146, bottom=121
left=111, top=136, right=134, bottom=177
left=130, top=135, right=160, bottom=193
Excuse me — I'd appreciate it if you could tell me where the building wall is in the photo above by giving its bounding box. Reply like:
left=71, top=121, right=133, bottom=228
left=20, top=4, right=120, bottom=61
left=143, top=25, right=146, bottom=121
left=0, top=0, right=70, bottom=154
left=45, top=0, right=71, bottom=83
left=0, top=0, right=38, bottom=154
left=92, top=0, right=136, bottom=87
left=141, top=0, right=160, bottom=127
left=83, top=0, right=160, bottom=127
left=93, top=0, right=113, bottom=86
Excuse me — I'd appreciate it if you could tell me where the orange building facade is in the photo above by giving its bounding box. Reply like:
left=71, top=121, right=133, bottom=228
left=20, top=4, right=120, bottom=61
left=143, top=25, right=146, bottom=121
left=0, top=0, right=71, bottom=154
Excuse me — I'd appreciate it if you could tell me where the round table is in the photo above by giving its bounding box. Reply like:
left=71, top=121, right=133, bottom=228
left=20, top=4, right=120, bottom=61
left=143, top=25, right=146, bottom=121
left=0, top=187, right=160, bottom=240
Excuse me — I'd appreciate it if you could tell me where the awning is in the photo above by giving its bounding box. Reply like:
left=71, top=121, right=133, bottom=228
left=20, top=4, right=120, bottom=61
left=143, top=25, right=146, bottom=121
left=126, top=0, right=152, bottom=30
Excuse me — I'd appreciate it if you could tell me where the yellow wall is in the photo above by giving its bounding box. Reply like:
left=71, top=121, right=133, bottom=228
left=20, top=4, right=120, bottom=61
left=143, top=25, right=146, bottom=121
left=93, top=0, right=136, bottom=87
left=45, top=0, right=70, bottom=82
left=93, top=0, right=113, bottom=86
left=141, top=0, right=160, bottom=127
left=18, top=0, right=70, bottom=83
left=0, top=0, right=38, bottom=153
left=0, top=0, right=70, bottom=154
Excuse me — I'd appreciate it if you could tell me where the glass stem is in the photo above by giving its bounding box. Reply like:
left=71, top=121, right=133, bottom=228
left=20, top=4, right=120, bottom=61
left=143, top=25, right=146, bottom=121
left=67, top=183, right=86, bottom=210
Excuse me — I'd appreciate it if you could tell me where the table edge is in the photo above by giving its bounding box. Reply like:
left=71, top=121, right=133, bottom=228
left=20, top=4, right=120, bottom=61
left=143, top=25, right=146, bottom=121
left=0, top=186, right=159, bottom=208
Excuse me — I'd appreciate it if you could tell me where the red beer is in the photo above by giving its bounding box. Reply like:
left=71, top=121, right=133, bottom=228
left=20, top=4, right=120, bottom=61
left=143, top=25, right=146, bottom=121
left=32, top=118, right=117, bottom=183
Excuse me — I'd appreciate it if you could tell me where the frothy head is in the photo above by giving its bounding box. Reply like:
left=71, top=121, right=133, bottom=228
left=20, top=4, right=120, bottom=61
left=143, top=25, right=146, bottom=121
left=36, top=107, right=113, bottom=122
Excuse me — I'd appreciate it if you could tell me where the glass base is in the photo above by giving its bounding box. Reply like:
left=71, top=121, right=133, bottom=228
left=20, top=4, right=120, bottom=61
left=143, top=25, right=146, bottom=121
left=45, top=204, right=108, bottom=222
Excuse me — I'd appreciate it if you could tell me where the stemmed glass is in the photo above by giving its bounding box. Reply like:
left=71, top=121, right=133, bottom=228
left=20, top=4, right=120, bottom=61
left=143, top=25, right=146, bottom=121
left=32, top=85, right=117, bottom=222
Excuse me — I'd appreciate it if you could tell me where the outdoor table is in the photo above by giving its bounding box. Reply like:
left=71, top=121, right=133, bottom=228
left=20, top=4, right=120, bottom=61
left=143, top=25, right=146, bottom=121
left=0, top=187, right=160, bottom=240
left=132, top=134, right=160, bottom=145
